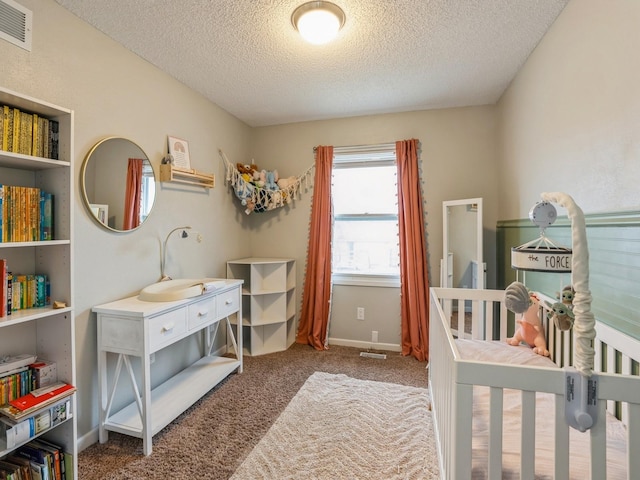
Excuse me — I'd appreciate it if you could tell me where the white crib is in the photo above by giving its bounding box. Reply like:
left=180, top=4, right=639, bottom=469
left=429, top=286, right=640, bottom=479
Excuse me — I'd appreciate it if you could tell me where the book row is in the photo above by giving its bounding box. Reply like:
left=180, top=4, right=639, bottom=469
left=1, top=361, right=57, bottom=407
left=0, top=397, right=71, bottom=450
left=0, top=105, right=60, bottom=160
left=0, top=185, right=54, bottom=243
left=0, top=262, right=51, bottom=317
left=2, top=384, right=75, bottom=421
left=0, top=371, right=31, bottom=408
left=0, top=435, right=71, bottom=480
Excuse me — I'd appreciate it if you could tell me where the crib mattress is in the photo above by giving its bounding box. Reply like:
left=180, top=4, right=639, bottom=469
left=456, top=339, right=628, bottom=479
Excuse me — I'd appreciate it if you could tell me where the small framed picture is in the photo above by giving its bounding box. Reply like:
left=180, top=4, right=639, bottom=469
left=168, top=136, right=191, bottom=170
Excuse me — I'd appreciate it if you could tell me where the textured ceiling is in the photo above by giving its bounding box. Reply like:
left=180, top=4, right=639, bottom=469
left=54, top=0, right=568, bottom=127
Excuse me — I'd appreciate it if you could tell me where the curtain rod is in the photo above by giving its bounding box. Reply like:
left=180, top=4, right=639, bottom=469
left=313, top=142, right=396, bottom=153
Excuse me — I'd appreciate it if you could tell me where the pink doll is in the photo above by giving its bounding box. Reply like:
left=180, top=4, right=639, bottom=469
left=505, top=281, right=550, bottom=357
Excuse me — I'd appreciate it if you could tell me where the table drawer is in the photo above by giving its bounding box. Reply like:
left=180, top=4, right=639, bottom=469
left=149, top=309, right=187, bottom=351
left=217, top=288, right=239, bottom=319
left=188, top=296, right=216, bottom=330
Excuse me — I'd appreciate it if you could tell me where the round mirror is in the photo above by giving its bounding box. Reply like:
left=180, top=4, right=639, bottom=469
left=81, top=137, right=156, bottom=232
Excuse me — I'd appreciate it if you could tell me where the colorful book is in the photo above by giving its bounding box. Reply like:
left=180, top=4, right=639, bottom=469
left=20, top=111, right=32, bottom=156
left=0, top=185, right=4, bottom=242
left=16, top=443, right=50, bottom=480
left=48, top=120, right=58, bottom=160
left=32, top=113, right=39, bottom=157
left=28, top=438, right=62, bottom=480
left=11, top=107, right=20, bottom=153
left=42, top=117, right=49, bottom=159
left=11, top=276, right=20, bottom=312
left=41, top=192, right=53, bottom=241
left=5, top=185, right=11, bottom=242
left=15, top=275, right=26, bottom=310
left=4, top=455, right=35, bottom=480
left=7, top=271, right=12, bottom=315
left=0, top=258, right=6, bottom=317
left=0, top=459, right=23, bottom=480
left=3, top=105, right=13, bottom=152
left=1, top=106, right=8, bottom=151
left=2, top=383, right=75, bottom=420
left=35, top=275, right=46, bottom=307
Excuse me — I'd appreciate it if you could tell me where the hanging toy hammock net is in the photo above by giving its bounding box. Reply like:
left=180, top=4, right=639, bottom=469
left=219, top=149, right=314, bottom=215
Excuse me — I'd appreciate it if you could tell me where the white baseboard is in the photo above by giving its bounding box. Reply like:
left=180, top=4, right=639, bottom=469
left=328, top=337, right=401, bottom=352
left=78, top=427, right=99, bottom=453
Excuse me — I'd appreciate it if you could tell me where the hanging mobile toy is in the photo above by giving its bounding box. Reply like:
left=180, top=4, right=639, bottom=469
left=510, top=201, right=572, bottom=273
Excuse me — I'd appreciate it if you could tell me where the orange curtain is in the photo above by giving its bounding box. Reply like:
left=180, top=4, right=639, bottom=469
left=396, top=139, right=430, bottom=361
left=123, top=158, right=143, bottom=230
left=296, top=146, right=333, bottom=350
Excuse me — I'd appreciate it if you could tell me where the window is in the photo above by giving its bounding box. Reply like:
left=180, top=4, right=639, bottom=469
left=140, top=163, right=156, bottom=222
left=332, top=145, right=399, bottom=286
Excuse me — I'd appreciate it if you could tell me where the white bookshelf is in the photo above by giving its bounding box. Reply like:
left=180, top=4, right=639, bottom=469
left=227, top=258, right=296, bottom=356
left=0, top=86, right=76, bottom=476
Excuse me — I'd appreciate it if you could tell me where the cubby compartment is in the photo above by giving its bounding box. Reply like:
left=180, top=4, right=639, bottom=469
left=250, top=293, right=286, bottom=325
left=227, top=258, right=296, bottom=356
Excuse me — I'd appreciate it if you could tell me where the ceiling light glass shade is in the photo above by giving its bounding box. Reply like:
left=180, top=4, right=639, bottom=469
left=292, top=1, right=345, bottom=45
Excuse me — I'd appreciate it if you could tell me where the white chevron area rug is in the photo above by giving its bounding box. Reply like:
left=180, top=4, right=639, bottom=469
left=230, top=371, right=439, bottom=479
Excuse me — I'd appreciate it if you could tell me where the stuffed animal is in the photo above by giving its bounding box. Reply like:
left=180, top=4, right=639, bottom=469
left=269, top=190, right=283, bottom=209
left=233, top=175, right=255, bottom=214
left=505, top=281, right=550, bottom=356
left=557, top=285, right=575, bottom=307
left=549, top=301, right=574, bottom=331
left=277, top=176, right=297, bottom=190
left=237, top=163, right=258, bottom=175
left=253, top=169, right=266, bottom=188
left=265, top=170, right=278, bottom=190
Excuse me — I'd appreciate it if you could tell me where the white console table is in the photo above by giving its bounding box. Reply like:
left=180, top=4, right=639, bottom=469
left=93, top=280, right=243, bottom=455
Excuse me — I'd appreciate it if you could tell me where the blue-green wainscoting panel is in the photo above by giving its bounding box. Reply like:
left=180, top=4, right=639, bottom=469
left=497, top=211, right=640, bottom=340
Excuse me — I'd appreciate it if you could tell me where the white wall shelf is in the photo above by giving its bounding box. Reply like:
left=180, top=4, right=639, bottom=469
left=0, top=86, right=76, bottom=477
left=159, top=164, right=214, bottom=188
left=227, top=258, right=296, bottom=356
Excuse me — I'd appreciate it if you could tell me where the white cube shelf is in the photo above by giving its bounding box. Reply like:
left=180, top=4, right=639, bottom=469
left=227, top=258, right=296, bottom=356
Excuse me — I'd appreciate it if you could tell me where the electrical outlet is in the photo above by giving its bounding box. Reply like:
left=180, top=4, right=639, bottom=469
left=357, top=307, right=365, bottom=320
left=371, top=330, right=379, bottom=343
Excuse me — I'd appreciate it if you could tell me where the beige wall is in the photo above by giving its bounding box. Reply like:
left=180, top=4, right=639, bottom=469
left=1, top=0, right=252, bottom=447
left=250, top=107, right=500, bottom=349
left=498, top=0, right=640, bottom=218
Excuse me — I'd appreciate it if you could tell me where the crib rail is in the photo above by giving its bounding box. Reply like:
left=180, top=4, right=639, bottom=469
left=429, top=287, right=640, bottom=480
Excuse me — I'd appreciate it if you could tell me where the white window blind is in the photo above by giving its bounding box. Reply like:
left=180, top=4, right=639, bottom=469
left=332, top=144, right=400, bottom=286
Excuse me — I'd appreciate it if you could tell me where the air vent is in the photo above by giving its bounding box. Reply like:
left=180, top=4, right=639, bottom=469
left=0, top=0, right=32, bottom=52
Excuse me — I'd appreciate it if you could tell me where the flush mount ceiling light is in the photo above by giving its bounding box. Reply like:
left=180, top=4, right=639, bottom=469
left=292, top=1, right=345, bottom=45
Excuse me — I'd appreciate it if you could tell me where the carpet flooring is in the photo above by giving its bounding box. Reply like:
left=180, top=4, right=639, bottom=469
left=230, top=372, right=438, bottom=479
left=78, top=343, right=432, bottom=479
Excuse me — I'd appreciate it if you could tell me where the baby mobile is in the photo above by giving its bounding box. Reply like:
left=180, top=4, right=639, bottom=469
left=507, top=198, right=575, bottom=341
left=506, top=192, right=598, bottom=433
left=219, top=149, right=314, bottom=215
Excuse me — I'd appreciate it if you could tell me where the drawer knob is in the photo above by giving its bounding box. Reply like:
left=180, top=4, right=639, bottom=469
left=161, top=322, right=175, bottom=333
left=198, top=310, right=209, bottom=317
left=225, top=299, right=232, bottom=305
